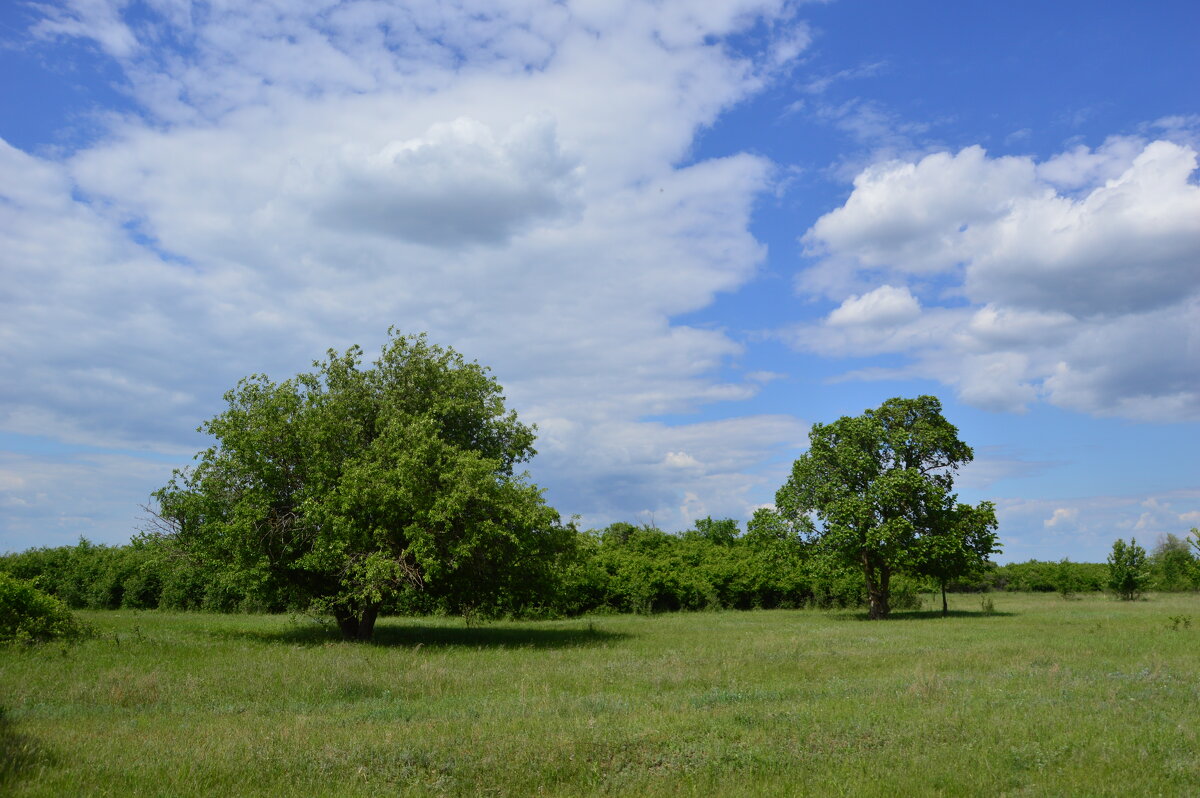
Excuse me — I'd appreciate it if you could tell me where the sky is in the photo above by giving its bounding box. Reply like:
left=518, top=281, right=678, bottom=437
left=1, top=0, right=1197, bottom=563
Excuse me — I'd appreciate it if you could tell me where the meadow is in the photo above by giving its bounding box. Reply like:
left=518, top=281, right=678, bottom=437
left=2, top=592, right=1198, bottom=797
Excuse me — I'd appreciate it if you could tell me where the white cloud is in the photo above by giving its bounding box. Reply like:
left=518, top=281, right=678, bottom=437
left=1035, top=135, right=1146, bottom=191
left=788, top=304, right=965, bottom=359
left=1043, top=507, right=1078, bottom=529
left=803, top=146, right=1042, bottom=277
left=297, top=116, right=582, bottom=247
left=793, top=137, right=1200, bottom=421
left=801, top=98, right=939, bottom=187
left=664, top=451, right=703, bottom=470
left=966, top=141, right=1200, bottom=317
left=1132, top=497, right=1189, bottom=537
left=962, top=305, right=1076, bottom=350
left=801, top=61, right=887, bottom=95
left=0, top=0, right=811, bottom=547
left=827, top=284, right=920, bottom=327
left=955, top=352, right=1039, bottom=414
left=31, top=0, right=138, bottom=59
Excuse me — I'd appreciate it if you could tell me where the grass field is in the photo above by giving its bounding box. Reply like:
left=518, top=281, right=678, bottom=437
left=2, top=592, right=1198, bottom=796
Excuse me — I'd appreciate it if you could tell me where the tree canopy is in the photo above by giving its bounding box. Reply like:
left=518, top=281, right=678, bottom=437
left=1106, top=537, right=1149, bottom=600
left=150, top=331, right=570, bottom=639
left=773, top=395, right=999, bottom=619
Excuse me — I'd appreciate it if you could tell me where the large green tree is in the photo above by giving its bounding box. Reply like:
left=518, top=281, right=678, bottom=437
left=774, top=395, right=998, bottom=619
left=151, top=331, right=569, bottom=640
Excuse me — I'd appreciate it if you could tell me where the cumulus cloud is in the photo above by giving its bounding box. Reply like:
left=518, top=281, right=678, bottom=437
left=1035, top=135, right=1148, bottom=190
left=966, top=141, right=1200, bottom=317
left=299, top=116, right=582, bottom=246
left=1, top=0, right=811, bottom=546
left=792, top=136, right=1200, bottom=421
left=827, top=285, right=921, bottom=327
left=803, top=146, right=1042, bottom=277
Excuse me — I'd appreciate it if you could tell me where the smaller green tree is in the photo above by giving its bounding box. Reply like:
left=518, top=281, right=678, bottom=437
left=1107, top=538, right=1149, bottom=600
left=911, top=500, right=999, bottom=615
left=1149, top=534, right=1197, bottom=592
left=683, top=517, right=740, bottom=546
left=1186, top=527, right=1200, bottom=589
left=1054, top=558, right=1079, bottom=600
left=740, top=508, right=814, bottom=608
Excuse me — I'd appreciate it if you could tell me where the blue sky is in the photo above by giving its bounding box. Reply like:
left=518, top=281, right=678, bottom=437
left=1, top=0, right=1197, bottom=562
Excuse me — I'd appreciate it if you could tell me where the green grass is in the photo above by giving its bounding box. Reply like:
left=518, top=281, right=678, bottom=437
left=3, top=593, right=1199, bottom=796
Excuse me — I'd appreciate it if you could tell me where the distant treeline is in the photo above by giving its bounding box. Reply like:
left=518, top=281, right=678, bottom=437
left=2, top=524, right=1196, bottom=616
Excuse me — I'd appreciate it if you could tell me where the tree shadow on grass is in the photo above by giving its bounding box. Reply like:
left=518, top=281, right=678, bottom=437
left=371, top=622, right=629, bottom=649
left=225, top=618, right=630, bottom=649
left=854, top=609, right=1018, bottom=621
left=0, top=707, right=52, bottom=788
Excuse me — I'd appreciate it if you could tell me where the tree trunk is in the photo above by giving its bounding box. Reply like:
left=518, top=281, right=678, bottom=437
left=863, top=557, right=891, bottom=620
left=333, top=603, right=381, bottom=641
left=941, top=581, right=948, bottom=616
left=357, top=604, right=379, bottom=640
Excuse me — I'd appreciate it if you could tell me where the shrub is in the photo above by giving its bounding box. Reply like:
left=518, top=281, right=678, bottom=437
left=1107, top=538, right=1150, bottom=601
left=0, top=572, right=92, bottom=644
left=1055, top=558, right=1079, bottom=599
left=889, top=576, right=924, bottom=611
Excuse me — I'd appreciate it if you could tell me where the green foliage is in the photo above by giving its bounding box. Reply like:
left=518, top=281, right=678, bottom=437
left=555, top=519, right=864, bottom=615
left=14, top=525, right=1197, bottom=623
left=1192, top=527, right=1200, bottom=585
left=0, top=539, right=166, bottom=611
left=0, top=572, right=91, bottom=644
left=0, top=522, right=897, bottom=618
left=584, top=524, right=727, bottom=613
left=1107, top=538, right=1150, bottom=600
left=913, top=500, right=999, bottom=614
left=987, top=560, right=1107, bottom=593
left=775, top=395, right=998, bottom=619
left=149, top=331, right=570, bottom=639
left=1055, top=558, right=1079, bottom=599
left=1149, top=534, right=1198, bottom=592
left=682, top=517, right=739, bottom=546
